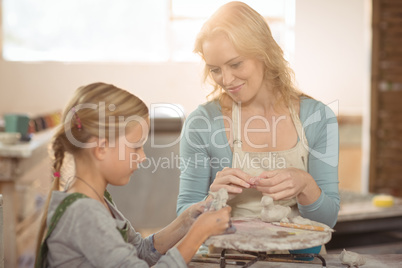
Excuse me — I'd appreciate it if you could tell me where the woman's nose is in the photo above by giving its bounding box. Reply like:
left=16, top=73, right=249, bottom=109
left=222, top=69, right=235, bottom=86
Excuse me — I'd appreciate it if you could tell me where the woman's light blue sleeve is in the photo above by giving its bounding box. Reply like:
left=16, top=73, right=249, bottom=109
left=298, top=100, right=340, bottom=228
left=176, top=109, right=212, bottom=215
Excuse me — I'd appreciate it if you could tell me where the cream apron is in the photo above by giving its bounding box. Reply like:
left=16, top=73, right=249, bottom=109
left=227, top=102, right=309, bottom=218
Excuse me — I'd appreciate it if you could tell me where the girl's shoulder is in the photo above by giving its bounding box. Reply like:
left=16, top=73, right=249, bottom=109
left=48, top=191, right=109, bottom=222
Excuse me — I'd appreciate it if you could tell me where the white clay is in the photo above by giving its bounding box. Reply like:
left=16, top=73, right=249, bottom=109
left=290, top=215, right=313, bottom=225
left=209, top=188, right=229, bottom=211
left=260, top=195, right=291, bottom=222
left=339, top=249, right=366, bottom=267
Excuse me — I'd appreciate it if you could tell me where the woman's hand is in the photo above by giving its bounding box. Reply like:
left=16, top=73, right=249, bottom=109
left=253, top=168, right=321, bottom=205
left=209, top=167, right=252, bottom=200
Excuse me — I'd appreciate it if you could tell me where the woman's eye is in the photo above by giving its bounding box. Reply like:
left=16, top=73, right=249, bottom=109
left=231, top=62, right=241, bottom=68
left=210, top=68, right=220, bottom=74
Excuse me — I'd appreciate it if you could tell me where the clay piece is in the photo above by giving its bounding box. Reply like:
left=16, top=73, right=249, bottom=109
left=260, top=195, right=291, bottom=222
left=208, top=188, right=229, bottom=211
left=207, top=188, right=236, bottom=234
left=290, top=215, right=313, bottom=225
left=260, top=196, right=332, bottom=232
left=339, top=249, right=366, bottom=267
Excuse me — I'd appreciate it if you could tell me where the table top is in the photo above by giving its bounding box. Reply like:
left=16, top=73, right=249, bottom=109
left=0, top=129, right=55, bottom=158
left=338, top=191, right=402, bottom=222
left=189, top=253, right=402, bottom=267
left=204, top=218, right=331, bottom=252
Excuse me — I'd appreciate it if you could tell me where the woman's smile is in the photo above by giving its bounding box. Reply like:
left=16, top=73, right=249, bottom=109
left=226, top=83, right=244, bottom=94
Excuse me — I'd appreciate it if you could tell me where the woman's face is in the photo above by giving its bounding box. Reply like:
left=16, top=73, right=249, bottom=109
left=202, top=33, right=266, bottom=104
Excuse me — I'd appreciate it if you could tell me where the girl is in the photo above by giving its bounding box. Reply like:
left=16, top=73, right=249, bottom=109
left=35, top=82, right=231, bottom=267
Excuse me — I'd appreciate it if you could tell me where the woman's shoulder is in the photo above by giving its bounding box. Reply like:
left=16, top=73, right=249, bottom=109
left=299, top=97, right=337, bottom=124
left=188, top=100, right=221, bottom=118
left=300, top=97, right=325, bottom=112
left=184, top=100, right=222, bottom=129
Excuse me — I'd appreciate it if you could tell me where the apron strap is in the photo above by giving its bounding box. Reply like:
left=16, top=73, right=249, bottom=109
left=35, top=193, right=89, bottom=268
left=35, top=190, right=122, bottom=268
left=104, top=189, right=115, bottom=205
left=288, top=101, right=308, bottom=146
left=231, top=102, right=242, bottom=149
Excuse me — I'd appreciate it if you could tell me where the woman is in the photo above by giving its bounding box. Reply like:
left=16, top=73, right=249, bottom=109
left=176, top=1, right=339, bottom=250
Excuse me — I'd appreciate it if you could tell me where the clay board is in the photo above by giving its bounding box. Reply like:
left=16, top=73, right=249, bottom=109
left=205, top=218, right=332, bottom=251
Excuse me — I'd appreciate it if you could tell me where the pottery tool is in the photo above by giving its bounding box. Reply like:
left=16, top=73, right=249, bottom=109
left=272, top=222, right=334, bottom=232
left=191, top=258, right=246, bottom=266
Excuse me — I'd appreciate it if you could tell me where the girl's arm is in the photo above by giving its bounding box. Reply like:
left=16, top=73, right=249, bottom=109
left=152, top=201, right=207, bottom=253
left=154, top=206, right=232, bottom=263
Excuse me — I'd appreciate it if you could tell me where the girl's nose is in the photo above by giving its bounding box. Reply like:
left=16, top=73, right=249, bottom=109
left=138, top=150, right=146, bottom=163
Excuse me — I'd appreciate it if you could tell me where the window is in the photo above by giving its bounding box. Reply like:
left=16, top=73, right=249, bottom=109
left=2, top=0, right=295, bottom=62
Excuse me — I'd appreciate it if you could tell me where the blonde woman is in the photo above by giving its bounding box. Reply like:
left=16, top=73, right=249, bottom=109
left=177, top=1, right=339, bottom=254
left=35, top=82, right=231, bottom=267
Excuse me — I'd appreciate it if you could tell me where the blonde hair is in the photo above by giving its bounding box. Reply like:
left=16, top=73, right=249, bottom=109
left=36, top=82, right=148, bottom=258
left=194, top=1, right=305, bottom=107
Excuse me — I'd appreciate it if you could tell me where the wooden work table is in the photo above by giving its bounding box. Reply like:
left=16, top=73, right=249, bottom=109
left=336, top=193, right=402, bottom=231
left=0, top=129, right=54, bottom=268
left=189, top=253, right=402, bottom=267
left=327, top=191, right=402, bottom=252
left=193, top=192, right=402, bottom=267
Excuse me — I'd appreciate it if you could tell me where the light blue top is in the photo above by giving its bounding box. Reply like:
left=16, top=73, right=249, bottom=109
left=177, top=97, right=340, bottom=228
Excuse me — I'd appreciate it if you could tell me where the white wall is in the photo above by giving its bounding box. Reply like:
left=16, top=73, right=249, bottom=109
left=0, top=61, right=209, bottom=117
left=0, top=0, right=371, bottom=118
left=294, top=0, right=371, bottom=116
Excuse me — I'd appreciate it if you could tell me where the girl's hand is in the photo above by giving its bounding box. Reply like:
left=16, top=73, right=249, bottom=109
left=253, top=168, right=320, bottom=205
left=180, top=201, right=211, bottom=229
left=192, top=206, right=232, bottom=237
left=210, top=167, right=253, bottom=199
left=176, top=206, right=232, bottom=263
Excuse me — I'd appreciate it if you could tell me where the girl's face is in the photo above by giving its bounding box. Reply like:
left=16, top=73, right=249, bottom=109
left=102, top=118, right=149, bottom=186
left=202, top=33, right=266, bottom=104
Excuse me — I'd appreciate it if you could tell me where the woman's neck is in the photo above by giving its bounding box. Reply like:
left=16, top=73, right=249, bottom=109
left=220, top=89, right=287, bottom=115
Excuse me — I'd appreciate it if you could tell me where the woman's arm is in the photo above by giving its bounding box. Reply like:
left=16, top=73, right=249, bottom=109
left=176, top=110, right=213, bottom=215
left=298, top=99, right=340, bottom=227
left=177, top=104, right=249, bottom=215
left=253, top=100, right=340, bottom=227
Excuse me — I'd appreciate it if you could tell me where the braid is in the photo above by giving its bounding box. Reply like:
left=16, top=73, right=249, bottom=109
left=52, top=135, right=65, bottom=188
left=35, top=132, right=66, bottom=258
